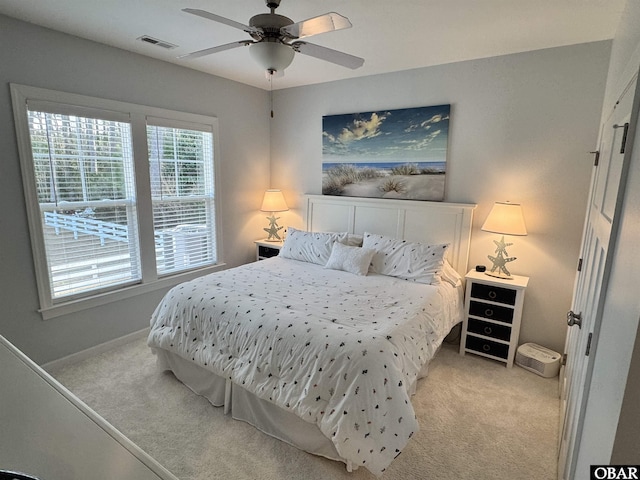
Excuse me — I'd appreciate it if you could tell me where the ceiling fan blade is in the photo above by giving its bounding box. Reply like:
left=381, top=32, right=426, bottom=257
left=281, top=12, right=352, bottom=40
left=178, top=40, right=253, bottom=60
left=182, top=8, right=262, bottom=36
left=292, top=42, right=364, bottom=69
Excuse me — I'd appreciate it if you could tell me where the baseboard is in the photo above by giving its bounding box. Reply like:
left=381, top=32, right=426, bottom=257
left=42, top=328, right=149, bottom=373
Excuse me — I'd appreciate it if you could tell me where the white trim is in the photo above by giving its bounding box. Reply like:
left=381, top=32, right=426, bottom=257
left=12, top=83, right=219, bottom=125
left=132, top=111, right=158, bottom=282
left=146, top=115, right=214, bottom=132
left=26, top=98, right=131, bottom=123
left=11, top=84, right=54, bottom=307
left=42, top=328, right=150, bottom=372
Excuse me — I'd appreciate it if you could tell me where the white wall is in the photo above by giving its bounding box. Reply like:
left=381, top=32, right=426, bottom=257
left=0, top=15, right=271, bottom=364
left=270, top=43, right=611, bottom=353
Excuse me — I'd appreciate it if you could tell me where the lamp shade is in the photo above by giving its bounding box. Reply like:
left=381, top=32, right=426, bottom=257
left=260, top=189, right=289, bottom=212
left=481, top=202, right=527, bottom=236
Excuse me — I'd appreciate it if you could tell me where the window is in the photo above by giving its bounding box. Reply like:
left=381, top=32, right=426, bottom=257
left=11, top=85, right=221, bottom=318
left=148, top=123, right=216, bottom=276
left=28, top=110, right=140, bottom=299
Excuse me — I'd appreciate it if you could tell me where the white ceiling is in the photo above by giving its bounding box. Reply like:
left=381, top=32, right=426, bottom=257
left=0, top=0, right=626, bottom=91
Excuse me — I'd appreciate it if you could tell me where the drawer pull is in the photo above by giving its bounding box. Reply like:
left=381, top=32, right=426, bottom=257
left=488, top=290, right=497, bottom=300
left=484, top=308, right=494, bottom=317
left=483, top=326, right=493, bottom=335
left=482, top=344, right=491, bottom=352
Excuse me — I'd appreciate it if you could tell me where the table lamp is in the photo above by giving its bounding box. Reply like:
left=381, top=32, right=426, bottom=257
left=481, top=201, right=527, bottom=279
left=260, top=189, right=289, bottom=241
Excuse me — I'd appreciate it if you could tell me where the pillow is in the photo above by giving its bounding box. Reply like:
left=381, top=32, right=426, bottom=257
left=441, top=260, right=462, bottom=287
left=343, top=233, right=364, bottom=247
left=362, top=232, right=449, bottom=285
left=324, top=242, right=376, bottom=276
left=279, top=227, right=347, bottom=265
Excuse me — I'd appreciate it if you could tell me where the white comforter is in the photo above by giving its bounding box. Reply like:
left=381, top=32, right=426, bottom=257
left=148, top=257, right=462, bottom=475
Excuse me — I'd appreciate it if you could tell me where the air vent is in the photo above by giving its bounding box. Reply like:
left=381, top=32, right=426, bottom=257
left=137, top=35, right=177, bottom=50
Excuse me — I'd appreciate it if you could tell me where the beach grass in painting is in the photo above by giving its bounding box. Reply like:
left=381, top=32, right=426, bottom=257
left=322, top=105, right=450, bottom=201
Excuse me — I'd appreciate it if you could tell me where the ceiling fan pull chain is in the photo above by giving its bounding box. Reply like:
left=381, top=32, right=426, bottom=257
left=269, top=71, right=274, bottom=118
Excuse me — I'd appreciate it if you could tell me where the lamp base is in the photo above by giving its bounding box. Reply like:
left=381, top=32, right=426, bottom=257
left=486, top=235, right=517, bottom=280
left=264, top=213, right=284, bottom=242
left=485, top=271, right=513, bottom=280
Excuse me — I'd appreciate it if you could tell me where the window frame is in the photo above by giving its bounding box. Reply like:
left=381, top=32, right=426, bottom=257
left=11, top=84, right=224, bottom=320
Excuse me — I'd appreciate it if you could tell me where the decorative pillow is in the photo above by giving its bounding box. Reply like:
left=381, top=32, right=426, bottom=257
left=362, top=232, right=450, bottom=285
left=324, top=242, right=376, bottom=276
left=279, top=227, right=347, bottom=265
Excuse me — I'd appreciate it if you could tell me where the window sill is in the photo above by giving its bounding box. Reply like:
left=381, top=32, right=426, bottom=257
left=39, top=263, right=227, bottom=320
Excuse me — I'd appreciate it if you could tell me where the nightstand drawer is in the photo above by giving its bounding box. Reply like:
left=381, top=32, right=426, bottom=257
left=470, top=282, right=516, bottom=305
left=467, top=318, right=512, bottom=342
left=258, top=245, right=280, bottom=259
left=469, top=300, right=514, bottom=324
left=465, top=335, right=509, bottom=360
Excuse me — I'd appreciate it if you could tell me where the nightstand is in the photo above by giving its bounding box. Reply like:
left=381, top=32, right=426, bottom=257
left=254, top=239, right=284, bottom=261
left=460, top=270, right=529, bottom=367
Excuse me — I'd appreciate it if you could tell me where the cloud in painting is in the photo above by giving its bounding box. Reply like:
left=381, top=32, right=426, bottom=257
left=323, top=112, right=390, bottom=156
left=337, top=112, right=388, bottom=144
left=404, top=113, right=449, bottom=133
left=322, top=105, right=450, bottom=161
left=396, top=129, right=442, bottom=151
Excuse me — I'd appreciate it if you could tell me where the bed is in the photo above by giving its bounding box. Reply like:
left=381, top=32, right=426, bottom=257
left=148, top=195, right=476, bottom=476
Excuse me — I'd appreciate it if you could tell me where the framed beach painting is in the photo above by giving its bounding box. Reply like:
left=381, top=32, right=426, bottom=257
left=322, top=104, right=450, bottom=201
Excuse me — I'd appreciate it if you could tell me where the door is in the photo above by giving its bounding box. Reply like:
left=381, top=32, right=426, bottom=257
left=558, top=74, right=637, bottom=480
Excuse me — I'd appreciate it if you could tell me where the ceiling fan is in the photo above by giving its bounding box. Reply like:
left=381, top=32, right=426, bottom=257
left=179, top=0, right=365, bottom=76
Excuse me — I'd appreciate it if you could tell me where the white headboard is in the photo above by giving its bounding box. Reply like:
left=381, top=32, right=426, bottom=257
left=305, top=195, right=476, bottom=277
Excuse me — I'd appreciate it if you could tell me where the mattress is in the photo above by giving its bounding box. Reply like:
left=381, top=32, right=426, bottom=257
left=148, top=256, right=462, bottom=475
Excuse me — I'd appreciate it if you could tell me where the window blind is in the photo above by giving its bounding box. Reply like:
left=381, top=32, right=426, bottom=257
left=27, top=110, right=141, bottom=300
left=147, top=124, right=216, bottom=275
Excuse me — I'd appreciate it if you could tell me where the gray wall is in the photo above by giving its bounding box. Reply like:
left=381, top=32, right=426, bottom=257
left=0, top=15, right=271, bottom=363
left=270, top=42, right=611, bottom=354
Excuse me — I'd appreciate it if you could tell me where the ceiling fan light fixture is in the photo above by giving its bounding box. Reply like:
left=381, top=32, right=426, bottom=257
left=249, top=41, right=295, bottom=73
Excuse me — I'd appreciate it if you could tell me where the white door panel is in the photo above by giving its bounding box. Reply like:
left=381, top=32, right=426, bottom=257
left=558, top=74, right=637, bottom=480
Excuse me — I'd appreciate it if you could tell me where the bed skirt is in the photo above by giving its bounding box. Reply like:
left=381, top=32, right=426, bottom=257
left=151, top=345, right=438, bottom=472
left=152, top=348, right=352, bottom=469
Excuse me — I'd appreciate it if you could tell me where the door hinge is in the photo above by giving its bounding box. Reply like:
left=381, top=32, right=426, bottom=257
left=585, top=332, right=593, bottom=356
left=577, top=258, right=583, bottom=272
left=561, top=353, right=567, bottom=366
left=613, top=123, right=630, bottom=154
left=590, top=150, right=600, bottom=166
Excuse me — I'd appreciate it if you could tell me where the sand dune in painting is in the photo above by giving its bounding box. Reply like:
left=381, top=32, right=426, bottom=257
left=336, top=174, right=445, bottom=201
left=322, top=163, right=445, bottom=201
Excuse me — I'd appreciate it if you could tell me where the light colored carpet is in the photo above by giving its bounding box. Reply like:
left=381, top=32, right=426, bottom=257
left=50, top=338, right=559, bottom=480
